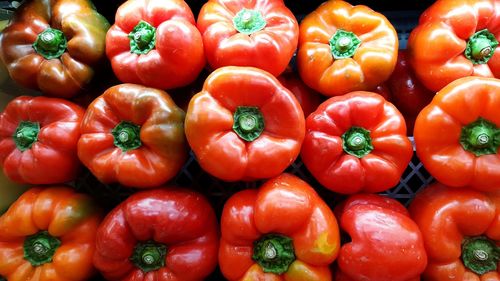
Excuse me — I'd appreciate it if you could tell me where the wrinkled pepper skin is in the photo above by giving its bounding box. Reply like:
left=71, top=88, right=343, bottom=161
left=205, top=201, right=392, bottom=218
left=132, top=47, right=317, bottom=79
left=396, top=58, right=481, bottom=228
left=409, top=183, right=500, bottom=281
left=0, top=186, right=102, bottom=281
left=184, top=66, right=305, bottom=182
left=334, top=194, right=427, bottom=281
left=301, top=92, right=413, bottom=194
left=106, top=0, right=205, bottom=90
left=297, top=0, right=398, bottom=96
left=78, top=84, right=187, bottom=188
left=219, top=173, right=340, bottom=281
left=93, top=188, right=219, bottom=281
left=0, top=96, right=84, bottom=184
left=383, top=50, right=434, bottom=133
left=414, top=77, right=500, bottom=191
left=277, top=72, right=323, bottom=117
left=197, top=0, right=298, bottom=77
left=0, top=0, right=109, bottom=98
left=408, top=0, right=500, bottom=92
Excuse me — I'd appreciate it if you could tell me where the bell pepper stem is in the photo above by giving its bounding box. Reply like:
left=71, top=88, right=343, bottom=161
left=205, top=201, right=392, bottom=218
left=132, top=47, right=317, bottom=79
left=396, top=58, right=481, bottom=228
left=32, top=28, right=67, bottom=59
left=329, top=29, right=361, bottom=59
left=233, top=106, right=265, bottom=142
left=462, top=236, right=500, bottom=275
left=130, top=241, right=167, bottom=273
left=13, top=121, right=40, bottom=152
left=252, top=234, right=295, bottom=275
left=342, top=127, right=373, bottom=158
left=465, top=29, right=498, bottom=64
left=460, top=117, right=500, bottom=156
left=23, top=231, right=61, bottom=266
left=112, top=121, right=142, bottom=152
left=129, top=21, right=157, bottom=55
left=233, top=9, right=267, bottom=35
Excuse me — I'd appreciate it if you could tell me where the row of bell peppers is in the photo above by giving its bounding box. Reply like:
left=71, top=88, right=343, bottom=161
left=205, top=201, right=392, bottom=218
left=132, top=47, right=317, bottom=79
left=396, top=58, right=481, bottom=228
left=0, top=174, right=499, bottom=281
left=2, top=0, right=498, bottom=101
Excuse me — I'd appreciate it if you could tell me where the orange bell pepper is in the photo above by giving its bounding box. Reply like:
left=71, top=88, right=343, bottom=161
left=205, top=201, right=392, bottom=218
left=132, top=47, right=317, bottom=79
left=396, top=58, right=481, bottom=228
left=0, top=187, right=101, bottom=281
left=297, top=0, right=398, bottom=96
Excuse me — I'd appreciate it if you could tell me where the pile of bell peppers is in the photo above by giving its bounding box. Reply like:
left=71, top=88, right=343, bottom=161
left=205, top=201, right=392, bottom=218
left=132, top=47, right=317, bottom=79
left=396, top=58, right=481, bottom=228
left=0, top=0, right=499, bottom=280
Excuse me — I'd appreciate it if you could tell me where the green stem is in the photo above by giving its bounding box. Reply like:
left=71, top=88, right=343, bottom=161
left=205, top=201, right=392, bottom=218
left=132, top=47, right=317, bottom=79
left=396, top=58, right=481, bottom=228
left=130, top=241, right=167, bottom=273
left=342, top=127, right=373, bottom=158
left=329, top=29, right=361, bottom=59
left=129, top=21, right=156, bottom=55
left=112, top=121, right=142, bottom=152
left=252, top=234, right=295, bottom=275
left=32, top=28, right=67, bottom=59
left=23, top=231, right=61, bottom=266
left=462, top=236, right=500, bottom=275
left=13, top=121, right=40, bottom=152
left=233, top=9, right=267, bottom=35
left=233, top=106, right=265, bottom=142
left=465, top=29, right=498, bottom=64
left=460, top=117, right=500, bottom=156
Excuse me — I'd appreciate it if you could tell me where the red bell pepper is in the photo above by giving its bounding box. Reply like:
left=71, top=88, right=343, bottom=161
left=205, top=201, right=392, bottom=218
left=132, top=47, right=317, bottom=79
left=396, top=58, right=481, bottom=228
left=409, top=183, right=500, bottom=280
left=0, top=96, right=84, bottom=184
left=414, top=76, right=500, bottom=191
left=277, top=72, right=323, bottom=117
left=106, top=0, right=205, bottom=89
left=335, top=194, right=427, bottom=281
left=297, top=0, right=398, bottom=96
left=184, top=66, right=305, bottom=182
left=197, top=0, right=299, bottom=76
left=0, top=0, right=109, bottom=98
left=0, top=186, right=102, bottom=281
left=93, top=188, right=219, bottom=281
left=407, top=0, right=500, bottom=92
left=219, top=173, right=340, bottom=280
left=301, top=91, right=413, bottom=194
left=78, top=84, right=187, bottom=188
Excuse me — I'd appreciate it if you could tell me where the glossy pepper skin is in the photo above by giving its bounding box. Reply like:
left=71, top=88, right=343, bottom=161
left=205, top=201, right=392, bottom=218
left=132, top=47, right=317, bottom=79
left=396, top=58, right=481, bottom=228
left=93, top=188, right=219, bottom=281
left=184, top=66, right=305, bottom=182
left=408, top=0, right=500, bottom=92
left=106, top=0, right=205, bottom=90
left=335, top=194, right=427, bottom=281
left=0, top=186, right=102, bottom=281
left=197, top=0, right=298, bottom=77
left=219, top=173, right=340, bottom=281
left=297, top=0, right=398, bottom=97
left=0, top=0, right=109, bottom=98
left=277, top=72, right=323, bottom=117
left=414, top=77, right=500, bottom=191
left=409, top=183, right=500, bottom=280
left=78, top=84, right=187, bottom=188
left=0, top=96, right=84, bottom=184
left=301, top=91, right=413, bottom=194
left=383, top=50, right=434, bottom=134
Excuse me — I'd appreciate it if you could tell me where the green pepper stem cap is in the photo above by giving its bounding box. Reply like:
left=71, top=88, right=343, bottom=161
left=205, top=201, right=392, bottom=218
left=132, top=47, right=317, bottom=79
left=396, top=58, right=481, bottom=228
left=233, top=106, right=265, bottom=142
left=130, top=241, right=167, bottom=273
left=329, top=29, right=361, bottom=59
left=112, top=121, right=142, bottom=152
left=460, top=117, right=500, bottom=156
left=32, top=28, right=67, bottom=59
left=465, top=29, right=498, bottom=64
left=233, top=9, right=267, bottom=35
left=13, top=121, right=40, bottom=152
left=462, top=236, right=500, bottom=275
left=23, top=231, right=61, bottom=266
left=252, top=234, right=295, bottom=275
left=129, top=20, right=157, bottom=55
left=342, top=126, right=373, bottom=158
